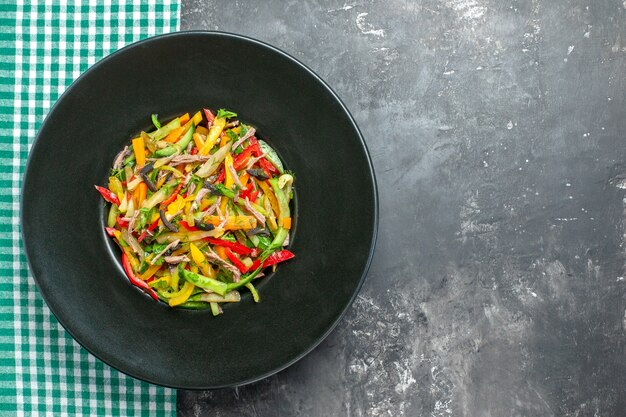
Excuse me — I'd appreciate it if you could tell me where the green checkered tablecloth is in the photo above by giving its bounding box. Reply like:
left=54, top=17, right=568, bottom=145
left=0, top=1, right=180, bottom=415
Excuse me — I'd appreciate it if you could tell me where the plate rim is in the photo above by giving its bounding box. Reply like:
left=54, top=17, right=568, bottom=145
left=20, top=30, right=379, bottom=389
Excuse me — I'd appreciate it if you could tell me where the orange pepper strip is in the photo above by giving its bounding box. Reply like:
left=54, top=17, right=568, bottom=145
left=220, top=132, right=229, bottom=147
left=214, top=246, right=228, bottom=261
left=137, top=182, right=148, bottom=207
left=178, top=113, right=190, bottom=125
left=164, top=126, right=184, bottom=143
left=131, top=136, right=145, bottom=167
left=239, top=172, right=249, bottom=187
left=133, top=185, right=140, bottom=207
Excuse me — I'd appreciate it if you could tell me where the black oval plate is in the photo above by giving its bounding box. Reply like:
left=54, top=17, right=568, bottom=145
left=21, top=31, right=378, bottom=389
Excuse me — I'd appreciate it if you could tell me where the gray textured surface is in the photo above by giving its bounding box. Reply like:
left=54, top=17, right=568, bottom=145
left=178, top=1, right=626, bottom=415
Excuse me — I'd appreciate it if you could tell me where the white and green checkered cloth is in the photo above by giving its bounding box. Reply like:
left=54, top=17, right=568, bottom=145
left=0, top=1, right=180, bottom=415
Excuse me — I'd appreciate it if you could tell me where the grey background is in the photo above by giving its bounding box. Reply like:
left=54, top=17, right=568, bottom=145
left=178, top=1, right=626, bottom=415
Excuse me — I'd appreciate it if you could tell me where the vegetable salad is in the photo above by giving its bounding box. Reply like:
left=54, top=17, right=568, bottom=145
left=95, top=108, right=295, bottom=315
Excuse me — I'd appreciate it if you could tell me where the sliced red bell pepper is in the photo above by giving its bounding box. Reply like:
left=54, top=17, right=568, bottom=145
left=147, top=218, right=160, bottom=231
left=265, top=249, right=295, bottom=266
left=105, top=227, right=117, bottom=237
left=215, top=169, right=225, bottom=184
left=191, top=147, right=199, bottom=155
left=137, top=217, right=160, bottom=242
left=95, top=185, right=120, bottom=206
left=248, top=136, right=260, bottom=151
left=116, top=216, right=129, bottom=227
left=179, top=220, right=199, bottom=231
left=137, top=231, right=148, bottom=242
left=224, top=248, right=249, bottom=273
left=233, top=146, right=255, bottom=170
left=161, top=182, right=184, bottom=207
left=248, top=190, right=259, bottom=203
left=206, top=238, right=252, bottom=255
left=245, top=140, right=264, bottom=168
left=258, top=158, right=278, bottom=177
left=121, top=253, right=158, bottom=301
left=249, top=249, right=295, bottom=271
left=203, top=108, right=215, bottom=124
left=239, top=182, right=254, bottom=200
left=248, top=259, right=261, bottom=271
left=258, top=165, right=271, bottom=178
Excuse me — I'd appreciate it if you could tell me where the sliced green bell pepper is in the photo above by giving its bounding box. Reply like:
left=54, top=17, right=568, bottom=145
left=179, top=267, right=228, bottom=296
left=258, top=140, right=284, bottom=174
left=148, top=117, right=181, bottom=141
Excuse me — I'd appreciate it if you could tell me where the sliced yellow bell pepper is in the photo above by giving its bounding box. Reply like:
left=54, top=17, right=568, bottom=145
left=200, top=117, right=226, bottom=155
left=262, top=196, right=278, bottom=231
left=193, top=133, right=205, bottom=150
left=139, top=263, right=161, bottom=281
left=168, top=281, right=194, bottom=306
left=191, top=111, right=203, bottom=126
left=199, top=197, right=213, bottom=211
left=225, top=156, right=234, bottom=180
left=170, top=268, right=180, bottom=291
left=267, top=215, right=278, bottom=231
left=122, top=249, right=140, bottom=270
left=189, top=243, right=205, bottom=266
left=159, top=165, right=185, bottom=178
left=203, top=215, right=257, bottom=230
left=108, top=176, right=124, bottom=201
left=202, top=263, right=217, bottom=278
left=196, top=125, right=209, bottom=136
left=257, top=180, right=280, bottom=218
left=155, top=174, right=168, bottom=190
left=167, top=194, right=187, bottom=216
left=132, top=136, right=146, bottom=167
left=188, top=243, right=213, bottom=276
left=283, top=217, right=292, bottom=229
left=220, top=154, right=235, bottom=214
left=149, top=275, right=171, bottom=288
